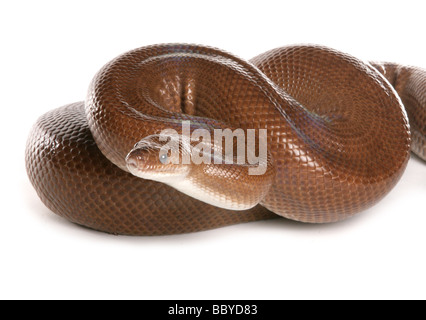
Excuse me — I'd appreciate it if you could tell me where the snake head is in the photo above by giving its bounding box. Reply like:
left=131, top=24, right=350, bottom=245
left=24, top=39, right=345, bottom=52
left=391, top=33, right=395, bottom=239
left=126, top=134, right=191, bottom=183
left=126, top=130, right=274, bottom=211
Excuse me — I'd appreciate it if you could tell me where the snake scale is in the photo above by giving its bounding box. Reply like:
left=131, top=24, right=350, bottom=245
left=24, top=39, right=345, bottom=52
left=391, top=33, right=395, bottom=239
left=25, top=44, right=426, bottom=235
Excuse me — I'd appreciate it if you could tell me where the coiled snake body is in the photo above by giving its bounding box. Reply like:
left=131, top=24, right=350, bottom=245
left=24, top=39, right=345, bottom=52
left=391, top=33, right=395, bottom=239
left=25, top=44, right=426, bottom=235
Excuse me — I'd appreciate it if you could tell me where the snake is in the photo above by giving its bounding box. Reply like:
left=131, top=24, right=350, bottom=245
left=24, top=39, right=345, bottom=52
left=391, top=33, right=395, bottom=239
left=25, top=44, right=426, bottom=235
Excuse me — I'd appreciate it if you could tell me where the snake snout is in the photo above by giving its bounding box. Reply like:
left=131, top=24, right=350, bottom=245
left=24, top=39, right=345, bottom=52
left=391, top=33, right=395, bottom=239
left=126, top=147, right=148, bottom=174
left=125, top=152, right=139, bottom=170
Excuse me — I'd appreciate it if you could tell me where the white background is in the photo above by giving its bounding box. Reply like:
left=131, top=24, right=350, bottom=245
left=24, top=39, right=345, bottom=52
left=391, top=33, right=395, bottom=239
left=1, top=0, right=425, bottom=300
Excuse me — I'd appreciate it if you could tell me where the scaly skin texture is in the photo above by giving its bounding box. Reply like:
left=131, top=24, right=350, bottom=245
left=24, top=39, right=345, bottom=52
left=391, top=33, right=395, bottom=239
left=25, top=44, right=425, bottom=235
left=369, top=62, right=426, bottom=159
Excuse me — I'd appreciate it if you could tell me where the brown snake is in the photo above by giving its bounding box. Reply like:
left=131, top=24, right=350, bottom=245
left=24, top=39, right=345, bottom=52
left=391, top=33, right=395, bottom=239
left=25, top=44, right=426, bottom=235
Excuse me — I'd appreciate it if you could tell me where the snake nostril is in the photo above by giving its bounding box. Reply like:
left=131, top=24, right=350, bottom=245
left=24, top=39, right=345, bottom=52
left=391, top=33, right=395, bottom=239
left=126, top=148, right=148, bottom=171
left=126, top=156, right=138, bottom=169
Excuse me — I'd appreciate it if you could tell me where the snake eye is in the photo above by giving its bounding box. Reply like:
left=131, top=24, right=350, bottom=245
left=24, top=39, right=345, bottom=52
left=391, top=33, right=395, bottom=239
left=159, top=153, right=169, bottom=164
